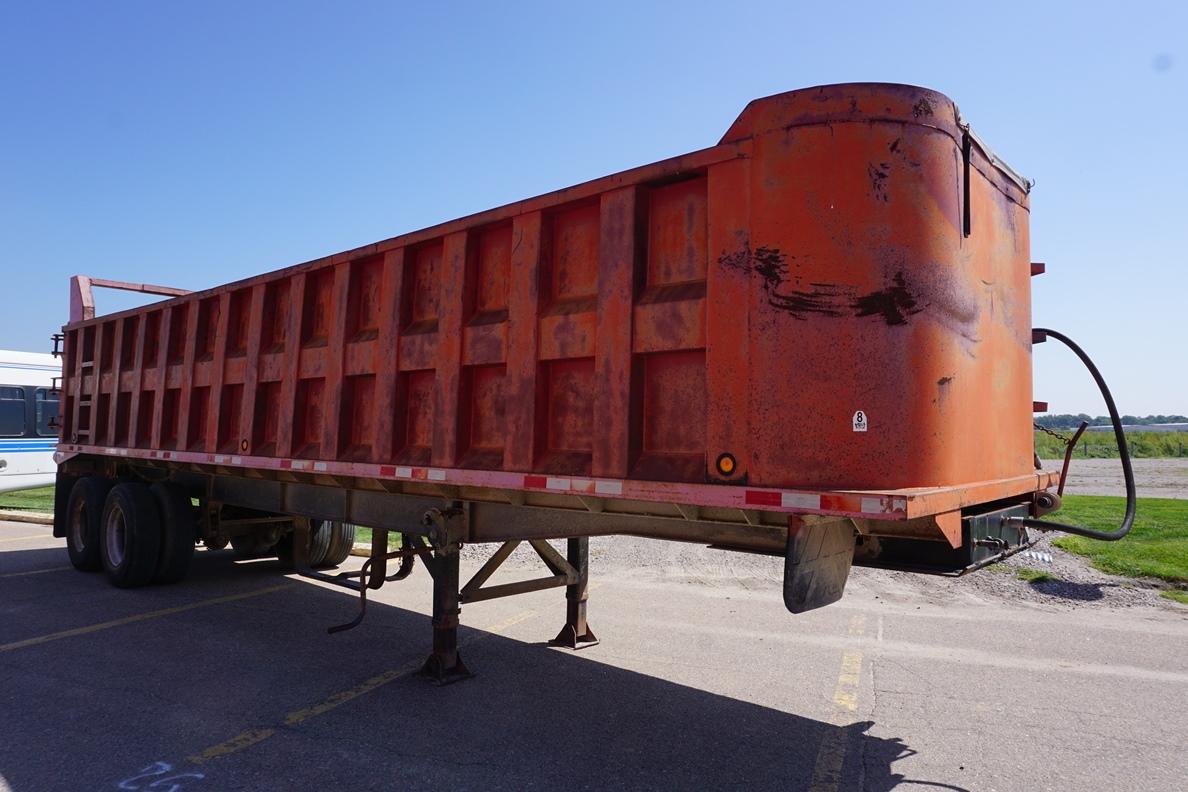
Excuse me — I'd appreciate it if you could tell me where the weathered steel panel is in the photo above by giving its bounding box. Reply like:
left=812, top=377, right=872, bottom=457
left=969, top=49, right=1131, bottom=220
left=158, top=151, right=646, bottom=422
left=59, top=83, right=1043, bottom=529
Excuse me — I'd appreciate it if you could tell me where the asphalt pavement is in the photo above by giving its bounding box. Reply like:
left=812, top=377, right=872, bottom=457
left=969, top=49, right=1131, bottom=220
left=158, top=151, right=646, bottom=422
left=1, top=518, right=1186, bottom=792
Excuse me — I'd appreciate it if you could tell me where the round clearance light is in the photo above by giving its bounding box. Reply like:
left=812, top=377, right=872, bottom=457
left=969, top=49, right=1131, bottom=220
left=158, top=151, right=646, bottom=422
left=716, top=453, right=737, bottom=476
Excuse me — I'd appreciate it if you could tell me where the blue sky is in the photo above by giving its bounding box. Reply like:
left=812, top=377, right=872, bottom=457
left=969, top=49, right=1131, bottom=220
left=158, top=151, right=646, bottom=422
left=1, top=1, right=1183, bottom=415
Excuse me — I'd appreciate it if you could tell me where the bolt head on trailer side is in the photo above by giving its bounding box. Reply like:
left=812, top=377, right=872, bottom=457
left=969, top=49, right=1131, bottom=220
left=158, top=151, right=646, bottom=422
left=51, top=83, right=1063, bottom=680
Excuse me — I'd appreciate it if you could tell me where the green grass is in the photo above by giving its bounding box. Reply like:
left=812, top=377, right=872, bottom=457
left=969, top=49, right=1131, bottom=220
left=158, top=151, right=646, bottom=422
left=1034, top=430, right=1188, bottom=459
left=1049, top=495, right=1188, bottom=586
left=1161, top=590, right=1188, bottom=606
left=352, top=526, right=402, bottom=550
left=0, top=485, right=54, bottom=512
left=1015, top=567, right=1061, bottom=584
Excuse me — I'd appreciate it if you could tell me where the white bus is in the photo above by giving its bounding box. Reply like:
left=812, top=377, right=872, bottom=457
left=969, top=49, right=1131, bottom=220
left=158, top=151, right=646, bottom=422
left=0, top=350, right=61, bottom=494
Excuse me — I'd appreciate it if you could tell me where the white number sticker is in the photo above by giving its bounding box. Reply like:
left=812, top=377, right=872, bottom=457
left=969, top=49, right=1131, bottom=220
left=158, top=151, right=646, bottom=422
left=852, top=411, right=868, bottom=432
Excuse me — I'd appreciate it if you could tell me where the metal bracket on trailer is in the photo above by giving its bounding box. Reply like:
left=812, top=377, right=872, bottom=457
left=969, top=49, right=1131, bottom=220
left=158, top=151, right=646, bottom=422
left=292, top=503, right=601, bottom=683
left=460, top=539, right=577, bottom=604
left=456, top=536, right=599, bottom=650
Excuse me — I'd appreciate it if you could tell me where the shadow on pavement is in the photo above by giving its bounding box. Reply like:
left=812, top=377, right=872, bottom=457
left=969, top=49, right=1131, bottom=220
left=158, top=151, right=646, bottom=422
left=0, top=546, right=966, bottom=791
left=0, top=545, right=64, bottom=575
left=1028, top=579, right=1110, bottom=601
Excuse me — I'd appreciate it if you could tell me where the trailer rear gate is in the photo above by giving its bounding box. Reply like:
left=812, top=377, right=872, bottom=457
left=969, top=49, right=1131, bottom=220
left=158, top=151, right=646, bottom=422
left=52, top=83, right=1058, bottom=681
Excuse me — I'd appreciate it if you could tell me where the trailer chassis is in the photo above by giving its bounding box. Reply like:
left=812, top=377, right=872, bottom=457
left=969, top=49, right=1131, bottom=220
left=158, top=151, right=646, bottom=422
left=53, top=454, right=1055, bottom=683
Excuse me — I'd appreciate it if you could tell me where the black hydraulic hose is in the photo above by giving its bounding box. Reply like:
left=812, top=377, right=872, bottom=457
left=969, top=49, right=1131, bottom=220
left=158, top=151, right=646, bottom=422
left=1006, top=328, right=1135, bottom=541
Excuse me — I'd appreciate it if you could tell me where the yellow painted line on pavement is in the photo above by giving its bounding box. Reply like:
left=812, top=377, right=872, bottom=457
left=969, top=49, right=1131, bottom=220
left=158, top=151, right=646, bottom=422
left=0, top=565, right=72, bottom=579
left=186, top=729, right=277, bottom=764
left=0, top=533, right=52, bottom=543
left=281, top=659, right=426, bottom=729
left=808, top=614, right=867, bottom=792
left=831, top=651, right=863, bottom=712
left=188, top=608, right=538, bottom=766
left=0, top=583, right=291, bottom=653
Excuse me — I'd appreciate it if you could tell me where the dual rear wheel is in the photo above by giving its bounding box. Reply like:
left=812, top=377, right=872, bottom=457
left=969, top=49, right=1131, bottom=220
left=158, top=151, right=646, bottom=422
left=274, top=519, right=356, bottom=568
left=66, top=476, right=355, bottom=586
left=66, top=477, right=195, bottom=588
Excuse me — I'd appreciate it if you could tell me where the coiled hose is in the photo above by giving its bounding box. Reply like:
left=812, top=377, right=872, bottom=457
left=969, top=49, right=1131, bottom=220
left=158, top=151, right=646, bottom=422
left=1005, top=328, right=1135, bottom=541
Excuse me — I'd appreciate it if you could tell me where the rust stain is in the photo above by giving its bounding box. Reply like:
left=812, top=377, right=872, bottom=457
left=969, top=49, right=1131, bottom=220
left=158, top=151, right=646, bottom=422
left=852, top=272, right=922, bottom=326
left=720, top=245, right=846, bottom=320
left=867, top=162, right=891, bottom=203
left=720, top=247, right=946, bottom=329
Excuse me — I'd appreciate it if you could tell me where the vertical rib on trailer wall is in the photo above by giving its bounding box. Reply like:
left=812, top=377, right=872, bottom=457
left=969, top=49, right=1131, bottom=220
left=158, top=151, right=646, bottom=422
left=432, top=232, right=467, bottom=468
left=593, top=187, right=637, bottom=479
left=238, top=284, right=266, bottom=455
left=705, top=154, right=752, bottom=484
left=504, top=212, right=543, bottom=472
left=371, top=249, right=405, bottom=463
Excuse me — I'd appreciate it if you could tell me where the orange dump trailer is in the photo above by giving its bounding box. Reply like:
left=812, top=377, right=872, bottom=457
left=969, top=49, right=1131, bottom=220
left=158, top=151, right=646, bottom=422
left=51, top=83, right=1131, bottom=681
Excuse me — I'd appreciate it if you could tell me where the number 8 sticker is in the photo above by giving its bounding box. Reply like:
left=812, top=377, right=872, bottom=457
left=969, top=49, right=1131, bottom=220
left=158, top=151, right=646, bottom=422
left=852, top=411, right=868, bottom=432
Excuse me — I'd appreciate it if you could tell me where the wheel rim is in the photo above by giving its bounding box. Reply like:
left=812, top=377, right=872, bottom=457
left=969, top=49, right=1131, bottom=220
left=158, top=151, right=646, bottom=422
left=105, top=505, right=127, bottom=567
left=69, top=499, right=87, bottom=553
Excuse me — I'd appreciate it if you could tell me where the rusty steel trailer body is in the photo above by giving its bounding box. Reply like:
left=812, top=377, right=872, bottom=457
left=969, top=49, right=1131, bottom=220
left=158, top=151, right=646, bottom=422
left=53, top=83, right=1067, bottom=681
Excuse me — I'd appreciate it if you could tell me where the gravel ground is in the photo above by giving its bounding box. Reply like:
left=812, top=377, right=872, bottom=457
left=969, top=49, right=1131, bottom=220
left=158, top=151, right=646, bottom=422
left=464, top=529, right=1182, bottom=616
left=884, top=532, right=1169, bottom=610
left=456, top=457, right=1188, bottom=618
left=1040, top=456, right=1188, bottom=499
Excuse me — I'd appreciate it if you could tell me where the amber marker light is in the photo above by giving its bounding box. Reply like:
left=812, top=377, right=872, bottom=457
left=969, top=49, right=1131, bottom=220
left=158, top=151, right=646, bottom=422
left=716, top=453, right=736, bottom=476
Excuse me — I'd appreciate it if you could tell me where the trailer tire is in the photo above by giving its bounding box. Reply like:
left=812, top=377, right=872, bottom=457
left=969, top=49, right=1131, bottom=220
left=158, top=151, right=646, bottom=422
left=150, top=482, right=196, bottom=584
left=319, top=522, right=357, bottom=568
left=276, top=519, right=332, bottom=568
left=65, top=477, right=113, bottom=572
left=100, top=483, right=163, bottom=588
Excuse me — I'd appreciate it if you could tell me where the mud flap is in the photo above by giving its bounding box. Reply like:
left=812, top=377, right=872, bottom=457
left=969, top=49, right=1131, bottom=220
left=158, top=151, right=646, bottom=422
left=783, top=519, right=856, bottom=614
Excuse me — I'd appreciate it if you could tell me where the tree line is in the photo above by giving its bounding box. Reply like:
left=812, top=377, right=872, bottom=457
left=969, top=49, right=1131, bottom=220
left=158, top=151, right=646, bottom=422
left=1035, top=414, right=1188, bottom=429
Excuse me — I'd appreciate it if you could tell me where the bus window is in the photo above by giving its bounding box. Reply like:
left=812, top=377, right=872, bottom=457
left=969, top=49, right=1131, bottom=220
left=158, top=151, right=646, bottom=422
left=36, top=389, right=60, bottom=436
left=0, top=386, right=25, bottom=436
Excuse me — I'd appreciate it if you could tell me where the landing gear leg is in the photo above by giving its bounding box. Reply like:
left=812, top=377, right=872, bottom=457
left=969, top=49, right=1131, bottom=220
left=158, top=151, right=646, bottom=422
left=416, top=509, right=472, bottom=685
left=549, top=537, right=599, bottom=650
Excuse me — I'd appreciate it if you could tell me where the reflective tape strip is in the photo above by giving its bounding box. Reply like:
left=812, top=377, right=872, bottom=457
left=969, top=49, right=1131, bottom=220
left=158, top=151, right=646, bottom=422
left=782, top=492, right=821, bottom=510
left=744, top=490, right=782, bottom=507
left=860, top=496, right=889, bottom=514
